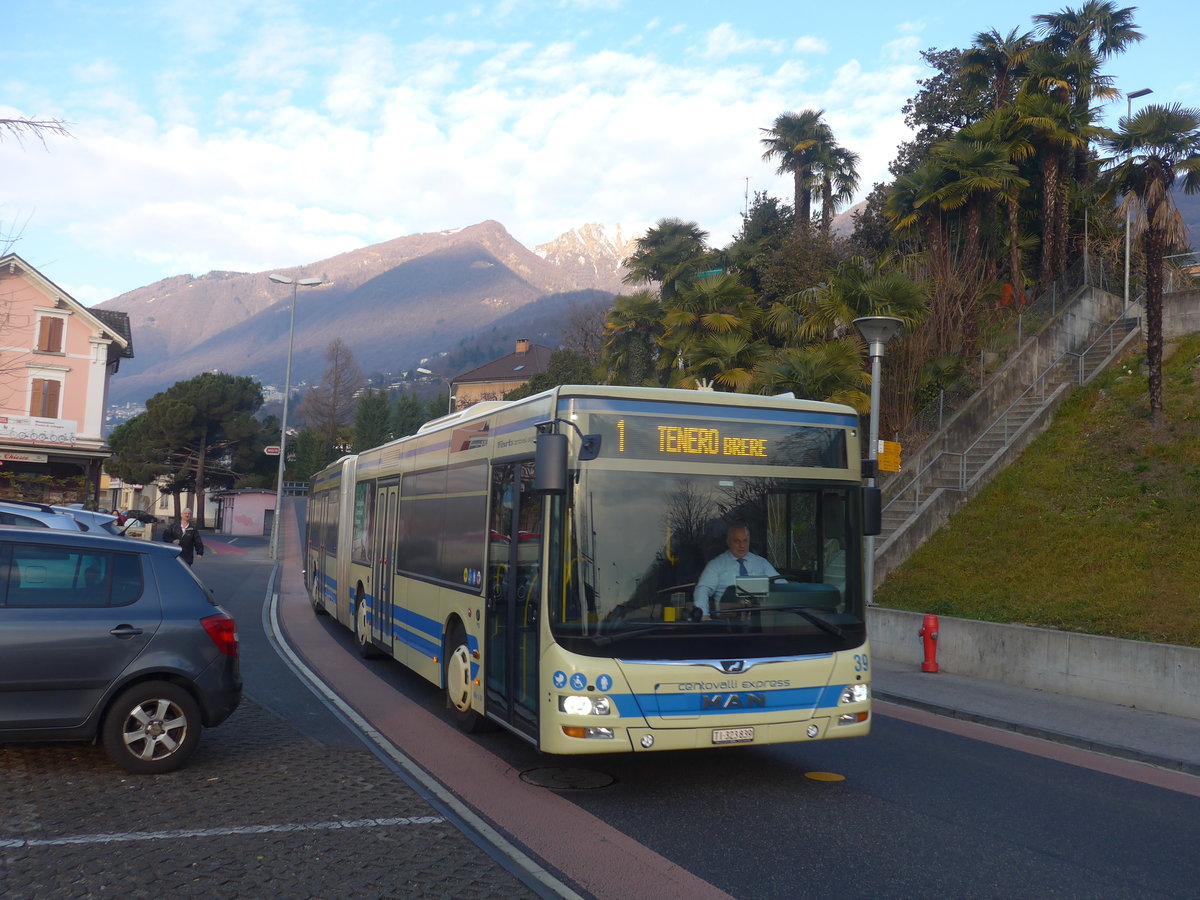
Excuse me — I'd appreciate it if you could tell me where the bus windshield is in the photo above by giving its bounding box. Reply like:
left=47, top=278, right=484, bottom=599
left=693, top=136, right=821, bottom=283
left=550, top=469, right=865, bottom=659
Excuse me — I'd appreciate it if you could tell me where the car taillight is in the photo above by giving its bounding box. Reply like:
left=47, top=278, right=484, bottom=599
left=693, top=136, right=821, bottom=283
left=201, top=613, right=239, bottom=657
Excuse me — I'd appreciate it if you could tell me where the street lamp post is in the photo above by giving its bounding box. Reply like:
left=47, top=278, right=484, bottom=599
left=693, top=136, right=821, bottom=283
left=268, top=273, right=324, bottom=559
left=853, top=316, right=904, bottom=607
left=416, top=367, right=454, bottom=414
left=1124, top=88, right=1153, bottom=305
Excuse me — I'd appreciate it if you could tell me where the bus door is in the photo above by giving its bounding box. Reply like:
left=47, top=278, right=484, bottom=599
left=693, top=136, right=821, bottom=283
left=314, top=490, right=333, bottom=606
left=485, top=461, right=540, bottom=737
left=371, top=481, right=400, bottom=659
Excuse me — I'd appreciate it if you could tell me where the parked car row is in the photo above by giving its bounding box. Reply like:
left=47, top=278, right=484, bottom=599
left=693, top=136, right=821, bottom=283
left=0, top=503, right=241, bottom=774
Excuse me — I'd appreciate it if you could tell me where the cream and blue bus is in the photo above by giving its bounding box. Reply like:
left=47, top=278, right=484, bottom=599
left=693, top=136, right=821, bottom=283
left=305, top=385, right=878, bottom=754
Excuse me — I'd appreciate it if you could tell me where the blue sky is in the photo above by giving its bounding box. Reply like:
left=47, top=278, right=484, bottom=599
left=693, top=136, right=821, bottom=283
left=2, top=0, right=1195, bottom=305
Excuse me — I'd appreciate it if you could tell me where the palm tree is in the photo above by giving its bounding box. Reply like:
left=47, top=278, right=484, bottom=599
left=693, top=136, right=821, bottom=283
left=962, top=107, right=1036, bottom=294
left=754, top=340, right=870, bottom=411
left=760, top=110, right=833, bottom=231
left=682, top=332, right=766, bottom=392
left=1012, top=91, right=1089, bottom=287
left=1034, top=1, right=1143, bottom=61
left=601, top=290, right=664, bottom=386
left=659, top=273, right=761, bottom=387
left=622, top=218, right=710, bottom=301
left=1032, top=3, right=1140, bottom=244
left=930, top=135, right=1027, bottom=283
left=816, top=143, right=861, bottom=235
left=1101, top=103, right=1200, bottom=419
left=961, top=27, right=1035, bottom=109
left=885, top=161, right=954, bottom=286
left=773, top=256, right=926, bottom=344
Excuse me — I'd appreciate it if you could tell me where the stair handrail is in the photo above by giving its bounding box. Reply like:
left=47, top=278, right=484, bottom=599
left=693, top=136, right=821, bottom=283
left=882, top=295, right=1137, bottom=516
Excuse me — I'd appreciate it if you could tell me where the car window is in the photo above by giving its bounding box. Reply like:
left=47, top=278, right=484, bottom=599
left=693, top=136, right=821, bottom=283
left=4, top=545, right=144, bottom=608
left=0, top=511, right=50, bottom=527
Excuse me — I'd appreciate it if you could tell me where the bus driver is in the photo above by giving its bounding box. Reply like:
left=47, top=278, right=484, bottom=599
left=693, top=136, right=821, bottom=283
left=693, top=523, right=779, bottom=620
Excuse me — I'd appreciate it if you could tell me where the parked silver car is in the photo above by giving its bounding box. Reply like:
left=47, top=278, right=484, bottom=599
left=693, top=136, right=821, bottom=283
left=0, top=527, right=242, bottom=773
left=52, top=505, right=126, bottom=536
left=0, top=499, right=85, bottom=531
left=0, top=500, right=150, bottom=537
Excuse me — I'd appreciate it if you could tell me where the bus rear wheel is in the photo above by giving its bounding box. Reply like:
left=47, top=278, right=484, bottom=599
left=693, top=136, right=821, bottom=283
left=444, top=623, right=485, bottom=733
left=355, top=594, right=380, bottom=659
left=310, top=571, right=328, bottom=616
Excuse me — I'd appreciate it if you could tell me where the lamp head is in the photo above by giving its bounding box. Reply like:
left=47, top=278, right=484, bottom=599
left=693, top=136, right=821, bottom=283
left=269, top=274, right=292, bottom=285
left=1127, top=88, right=1153, bottom=100
left=854, top=316, right=905, bottom=355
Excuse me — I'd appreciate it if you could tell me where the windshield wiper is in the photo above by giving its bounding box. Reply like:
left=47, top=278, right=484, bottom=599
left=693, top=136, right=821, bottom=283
left=716, top=604, right=847, bottom=639
left=592, top=624, right=684, bottom=646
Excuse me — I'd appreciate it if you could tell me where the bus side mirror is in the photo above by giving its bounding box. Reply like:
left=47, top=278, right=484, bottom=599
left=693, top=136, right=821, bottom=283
left=578, top=433, right=601, bottom=461
left=534, top=432, right=568, bottom=494
left=863, top=486, right=882, bottom=536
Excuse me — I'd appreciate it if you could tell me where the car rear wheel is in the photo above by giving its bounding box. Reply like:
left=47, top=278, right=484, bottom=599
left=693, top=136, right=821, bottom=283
left=101, top=681, right=201, bottom=775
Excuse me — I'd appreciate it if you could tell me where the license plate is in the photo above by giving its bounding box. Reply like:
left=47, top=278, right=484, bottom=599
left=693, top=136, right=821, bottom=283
left=712, top=727, right=755, bottom=744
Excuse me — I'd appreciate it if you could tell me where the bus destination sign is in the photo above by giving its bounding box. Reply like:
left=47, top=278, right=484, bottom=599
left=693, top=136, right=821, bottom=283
left=589, top=414, right=847, bottom=468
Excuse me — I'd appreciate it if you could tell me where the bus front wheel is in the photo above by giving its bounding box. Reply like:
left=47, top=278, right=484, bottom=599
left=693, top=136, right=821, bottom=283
left=444, top=623, right=485, bottom=733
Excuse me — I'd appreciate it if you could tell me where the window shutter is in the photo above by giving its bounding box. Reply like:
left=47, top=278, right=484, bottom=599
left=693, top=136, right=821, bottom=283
left=30, top=379, right=61, bottom=418
left=37, top=317, right=64, bottom=352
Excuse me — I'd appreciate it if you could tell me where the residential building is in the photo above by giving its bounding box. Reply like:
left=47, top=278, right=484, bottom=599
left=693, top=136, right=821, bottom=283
left=211, top=488, right=276, bottom=537
left=0, top=254, right=132, bottom=505
left=450, top=339, right=553, bottom=409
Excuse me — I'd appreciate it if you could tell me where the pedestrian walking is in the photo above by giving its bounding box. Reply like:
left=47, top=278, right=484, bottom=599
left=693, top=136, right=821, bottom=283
left=163, top=507, right=205, bottom=565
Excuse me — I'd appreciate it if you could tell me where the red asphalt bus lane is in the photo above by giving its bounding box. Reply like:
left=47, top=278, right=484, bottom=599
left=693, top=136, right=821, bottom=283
left=275, top=507, right=733, bottom=900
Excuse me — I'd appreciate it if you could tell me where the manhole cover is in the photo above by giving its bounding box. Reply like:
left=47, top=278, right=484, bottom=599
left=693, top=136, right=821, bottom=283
left=520, top=767, right=615, bottom=790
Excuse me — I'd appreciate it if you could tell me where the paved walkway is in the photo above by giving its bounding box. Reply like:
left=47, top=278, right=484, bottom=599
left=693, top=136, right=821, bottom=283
left=872, top=657, right=1200, bottom=776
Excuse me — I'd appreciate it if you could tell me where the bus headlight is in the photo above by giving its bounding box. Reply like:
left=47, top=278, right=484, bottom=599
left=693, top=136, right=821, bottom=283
left=839, top=684, right=870, bottom=705
left=559, top=695, right=611, bottom=716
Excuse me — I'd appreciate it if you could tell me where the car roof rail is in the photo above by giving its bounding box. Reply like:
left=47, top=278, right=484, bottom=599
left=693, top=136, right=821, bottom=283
left=0, top=498, right=57, bottom=513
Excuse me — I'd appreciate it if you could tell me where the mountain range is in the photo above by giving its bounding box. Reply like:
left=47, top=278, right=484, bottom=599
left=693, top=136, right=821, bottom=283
left=99, top=221, right=641, bottom=410
left=97, top=196, right=1200, bottom=415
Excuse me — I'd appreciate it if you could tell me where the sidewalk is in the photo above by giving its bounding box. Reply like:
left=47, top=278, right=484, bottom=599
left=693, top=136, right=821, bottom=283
left=872, top=656, right=1200, bottom=775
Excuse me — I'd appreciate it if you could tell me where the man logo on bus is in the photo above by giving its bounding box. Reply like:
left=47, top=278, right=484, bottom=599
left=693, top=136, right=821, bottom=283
left=702, top=692, right=766, bottom=709
left=721, top=660, right=746, bottom=673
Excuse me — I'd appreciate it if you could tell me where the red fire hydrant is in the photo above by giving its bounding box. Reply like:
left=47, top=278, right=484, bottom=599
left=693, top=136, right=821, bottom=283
left=918, top=614, right=940, bottom=673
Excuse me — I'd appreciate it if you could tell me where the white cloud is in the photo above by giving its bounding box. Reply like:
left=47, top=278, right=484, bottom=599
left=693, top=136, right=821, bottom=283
left=793, top=36, right=829, bottom=54
left=699, top=23, right=786, bottom=60
left=561, top=0, right=625, bottom=10
left=2, top=11, right=943, bottom=299
left=884, top=35, right=922, bottom=61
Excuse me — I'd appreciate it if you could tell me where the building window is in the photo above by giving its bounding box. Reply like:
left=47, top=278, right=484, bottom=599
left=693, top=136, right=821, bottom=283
left=36, top=316, right=65, bottom=353
left=30, top=378, right=61, bottom=418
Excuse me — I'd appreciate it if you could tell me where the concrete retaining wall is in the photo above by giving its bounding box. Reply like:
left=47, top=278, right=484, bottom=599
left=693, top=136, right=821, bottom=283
left=869, top=607, right=1200, bottom=720
left=1164, top=288, right=1200, bottom=339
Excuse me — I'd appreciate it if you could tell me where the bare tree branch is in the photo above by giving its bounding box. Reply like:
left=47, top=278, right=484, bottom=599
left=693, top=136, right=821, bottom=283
left=0, top=117, right=73, bottom=147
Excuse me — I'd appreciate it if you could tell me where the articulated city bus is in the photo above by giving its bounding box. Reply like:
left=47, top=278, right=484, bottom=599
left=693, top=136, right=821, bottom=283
left=305, top=385, right=878, bottom=754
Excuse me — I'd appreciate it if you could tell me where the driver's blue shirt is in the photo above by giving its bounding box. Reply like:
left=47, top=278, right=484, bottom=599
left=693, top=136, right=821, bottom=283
left=693, top=551, right=779, bottom=617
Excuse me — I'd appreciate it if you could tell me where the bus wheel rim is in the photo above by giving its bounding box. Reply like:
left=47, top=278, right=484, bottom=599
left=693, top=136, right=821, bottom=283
left=448, top=645, right=471, bottom=712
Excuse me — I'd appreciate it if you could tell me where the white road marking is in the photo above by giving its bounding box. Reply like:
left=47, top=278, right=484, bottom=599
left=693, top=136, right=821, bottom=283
left=0, top=816, right=445, bottom=848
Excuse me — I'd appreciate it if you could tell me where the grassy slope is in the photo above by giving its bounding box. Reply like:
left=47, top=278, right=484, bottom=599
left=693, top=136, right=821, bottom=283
left=875, top=333, right=1200, bottom=647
